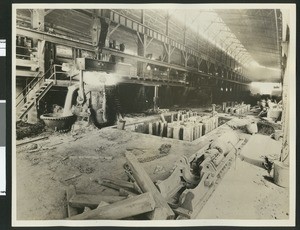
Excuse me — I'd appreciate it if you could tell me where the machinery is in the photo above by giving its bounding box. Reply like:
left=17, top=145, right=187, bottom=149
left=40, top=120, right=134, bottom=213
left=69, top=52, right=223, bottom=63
left=156, top=131, right=245, bottom=219
left=40, top=54, right=133, bottom=130
left=37, top=13, right=132, bottom=129
left=61, top=57, right=133, bottom=128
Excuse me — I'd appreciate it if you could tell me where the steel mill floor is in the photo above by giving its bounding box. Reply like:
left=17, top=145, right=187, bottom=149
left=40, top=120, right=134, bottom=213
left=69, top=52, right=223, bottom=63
left=15, top=110, right=288, bottom=221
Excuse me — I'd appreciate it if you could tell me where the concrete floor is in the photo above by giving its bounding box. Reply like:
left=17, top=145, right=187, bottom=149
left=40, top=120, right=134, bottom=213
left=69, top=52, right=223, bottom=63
left=198, top=158, right=289, bottom=219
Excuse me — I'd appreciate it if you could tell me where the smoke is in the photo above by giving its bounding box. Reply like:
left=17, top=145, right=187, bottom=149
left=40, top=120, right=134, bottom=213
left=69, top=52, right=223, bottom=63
left=250, top=82, right=282, bottom=95
left=82, top=71, right=124, bottom=87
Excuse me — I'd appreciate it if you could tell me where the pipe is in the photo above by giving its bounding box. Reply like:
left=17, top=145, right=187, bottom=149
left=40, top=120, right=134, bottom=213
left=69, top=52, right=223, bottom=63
left=63, top=84, right=79, bottom=116
left=77, top=70, right=85, bottom=105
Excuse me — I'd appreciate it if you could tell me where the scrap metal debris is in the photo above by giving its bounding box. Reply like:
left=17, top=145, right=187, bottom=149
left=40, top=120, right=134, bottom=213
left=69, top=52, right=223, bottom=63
left=62, top=134, right=248, bottom=220
left=69, top=155, right=114, bottom=161
left=64, top=173, right=82, bottom=181
left=27, top=143, right=39, bottom=150
left=137, top=154, right=167, bottom=163
left=158, top=144, right=172, bottom=155
left=131, top=144, right=172, bottom=163
left=153, top=165, right=166, bottom=174
left=95, top=146, right=105, bottom=152
left=156, top=132, right=245, bottom=219
left=76, top=165, right=95, bottom=174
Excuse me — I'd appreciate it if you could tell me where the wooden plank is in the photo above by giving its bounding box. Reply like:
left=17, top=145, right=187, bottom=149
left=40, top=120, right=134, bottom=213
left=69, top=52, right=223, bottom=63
left=101, top=180, right=138, bottom=197
left=64, top=173, right=82, bottom=181
left=125, top=152, right=175, bottom=220
left=68, top=192, right=155, bottom=220
left=16, top=136, right=49, bottom=146
left=102, top=178, right=135, bottom=190
left=173, top=206, right=193, bottom=219
left=97, top=201, right=109, bottom=208
left=102, top=178, right=141, bottom=195
left=66, top=185, right=78, bottom=217
left=69, top=194, right=126, bottom=209
left=81, top=200, right=109, bottom=213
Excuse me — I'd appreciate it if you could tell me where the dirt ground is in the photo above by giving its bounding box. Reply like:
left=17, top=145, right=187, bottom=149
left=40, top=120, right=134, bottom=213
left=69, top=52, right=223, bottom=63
left=15, top=112, right=289, bottom=221
left=16, top=115, right=204, bottom=220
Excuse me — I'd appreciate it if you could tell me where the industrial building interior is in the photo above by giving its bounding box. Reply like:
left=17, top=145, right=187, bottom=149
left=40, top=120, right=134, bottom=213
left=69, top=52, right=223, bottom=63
left=14, top=6, right=293, bottom=222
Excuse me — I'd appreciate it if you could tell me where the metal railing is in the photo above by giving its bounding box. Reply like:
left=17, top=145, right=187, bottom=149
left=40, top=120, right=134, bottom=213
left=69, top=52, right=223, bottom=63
left=50, top=64, right=66, bottom=85
left=16, top=64, right=63, bottom=107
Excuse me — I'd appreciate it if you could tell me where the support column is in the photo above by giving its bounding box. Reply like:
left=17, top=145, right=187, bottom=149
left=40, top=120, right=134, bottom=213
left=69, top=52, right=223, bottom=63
left=31, top=9, right=45, bottom=31
left=196, top=57, right=202, bottom=72
left=92, top=9, right=110, bottom=59
left=137, top=10, right=147, bottom=78
left=153, top=85, right=159, bottom=111
left=206, top=61, right=211, bottom=74
left=137, top=32, right=147, bottom=78
left=28, top=9, right=45, bottom=124
left=165, top=12, right=171, bottom=64
left=163, top=12, right=174, bottom=70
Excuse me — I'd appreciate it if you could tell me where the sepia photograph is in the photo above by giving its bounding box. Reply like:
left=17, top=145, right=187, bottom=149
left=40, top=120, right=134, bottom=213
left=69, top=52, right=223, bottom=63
left=12, top=3, right=295, bottom=227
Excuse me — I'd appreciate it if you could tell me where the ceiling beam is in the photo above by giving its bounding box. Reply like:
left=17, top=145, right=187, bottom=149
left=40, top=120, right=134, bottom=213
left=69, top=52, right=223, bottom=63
left=217, top=11, right=275, bottom=20
left=16, top=26, right=188, bottom=73
left=246, top=44, right=279, bottom=50
left=234, top=32, right=277, bottom=40
left=225, top=24, right=276, bottom=33
left=249, top=48, right=280, bottom=54
left=44, top=9, right=54, bottom=16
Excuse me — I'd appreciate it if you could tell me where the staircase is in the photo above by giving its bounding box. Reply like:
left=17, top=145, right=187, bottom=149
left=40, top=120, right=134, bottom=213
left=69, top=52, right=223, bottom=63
left=17, top=80, right=54, bottom=120
left=16, top=64, right=59, bottom=121
left=16, top=64, right=69, bottom=121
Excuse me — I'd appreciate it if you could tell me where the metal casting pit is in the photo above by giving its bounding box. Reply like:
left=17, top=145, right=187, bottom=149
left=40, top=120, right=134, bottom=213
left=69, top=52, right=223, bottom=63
left=124, top=112, right=231, bottom=142
left=40, top=113, right=76, bottom=132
